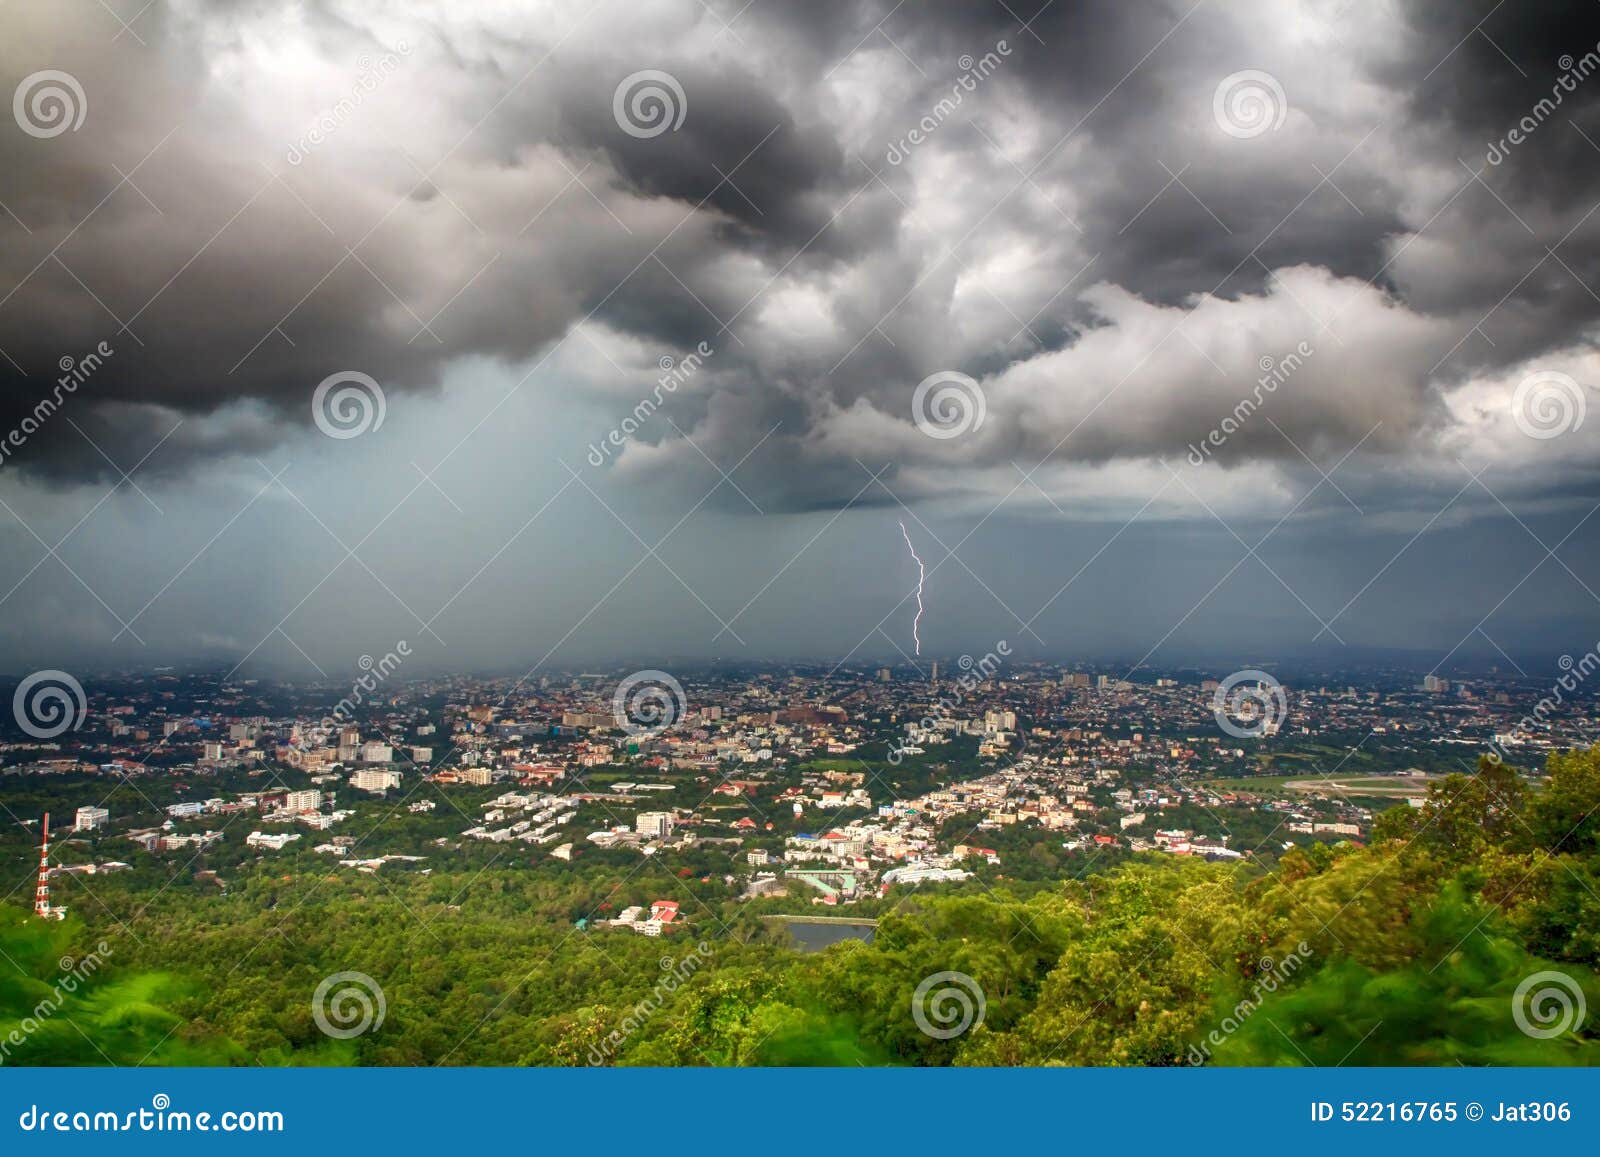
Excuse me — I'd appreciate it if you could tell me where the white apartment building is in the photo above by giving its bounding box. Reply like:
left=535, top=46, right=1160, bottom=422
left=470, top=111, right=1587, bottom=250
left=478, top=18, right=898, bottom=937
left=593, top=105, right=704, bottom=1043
left=636, top=812, right=674, bottom=839
left=351, top=767, right=403, bottom=792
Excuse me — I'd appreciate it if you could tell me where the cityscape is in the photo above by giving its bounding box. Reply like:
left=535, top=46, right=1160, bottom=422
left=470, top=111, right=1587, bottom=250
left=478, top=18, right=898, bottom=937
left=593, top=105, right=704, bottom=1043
left=3, top=651, right=1598, bottom=1066
left=7, top=657, right=1591, bottom=913
left=1, top=0, right=1599, bottom=1093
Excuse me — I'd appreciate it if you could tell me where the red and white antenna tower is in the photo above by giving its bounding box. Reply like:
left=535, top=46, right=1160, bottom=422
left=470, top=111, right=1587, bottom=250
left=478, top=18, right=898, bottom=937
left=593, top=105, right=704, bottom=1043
left=34, top=812, right=66, bottom=921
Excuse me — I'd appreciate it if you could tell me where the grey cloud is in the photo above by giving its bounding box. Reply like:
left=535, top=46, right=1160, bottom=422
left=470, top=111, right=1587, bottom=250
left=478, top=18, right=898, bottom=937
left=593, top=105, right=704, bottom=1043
left=0, top=0, right=1597, bottom=525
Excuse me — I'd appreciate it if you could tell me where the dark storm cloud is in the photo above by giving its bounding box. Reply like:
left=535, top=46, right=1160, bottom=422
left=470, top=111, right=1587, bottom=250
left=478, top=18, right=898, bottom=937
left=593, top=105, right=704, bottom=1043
left=1389, top=0, right=1600, bottom=207
left=0, top=0, right=1596, bottom=521
left=558, top=62, right=852, bottom=254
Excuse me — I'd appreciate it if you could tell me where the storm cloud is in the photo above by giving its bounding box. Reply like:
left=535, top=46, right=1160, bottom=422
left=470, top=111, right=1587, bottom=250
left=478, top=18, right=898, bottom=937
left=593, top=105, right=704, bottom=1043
left=0, top=0, right=1598, bottom=672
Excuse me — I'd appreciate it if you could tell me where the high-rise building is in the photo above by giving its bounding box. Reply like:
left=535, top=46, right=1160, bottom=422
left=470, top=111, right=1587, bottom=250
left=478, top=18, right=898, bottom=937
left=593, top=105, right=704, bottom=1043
left=636, top=812, right=674, bottom=839
left=284, top=789, right=322, bottom=812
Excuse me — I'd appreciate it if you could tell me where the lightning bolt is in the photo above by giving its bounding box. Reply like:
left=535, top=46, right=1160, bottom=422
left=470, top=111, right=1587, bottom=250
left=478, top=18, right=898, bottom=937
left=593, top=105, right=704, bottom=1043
left=899, top=520, right=926, bottom=656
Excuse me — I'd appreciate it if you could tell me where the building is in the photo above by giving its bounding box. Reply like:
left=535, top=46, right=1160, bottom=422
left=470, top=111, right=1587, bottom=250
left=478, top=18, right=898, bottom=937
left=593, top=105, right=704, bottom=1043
left=636, top=812, right=674, bottom=839
left=284, top=789, right=322, bottom=812
left=246, top=831, right=301, bottom=851
left=351, top=768, right=402, bottom=793
left=74, top=806, right=110, bottom=832
left=984, top=710, right=1017, bottom=733
left=359, top=741, right=393, bottom=763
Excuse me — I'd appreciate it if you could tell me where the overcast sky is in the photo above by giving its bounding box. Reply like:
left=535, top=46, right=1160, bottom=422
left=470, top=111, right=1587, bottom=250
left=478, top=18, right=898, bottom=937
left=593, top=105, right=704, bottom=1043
left=1, top=0, right=1598, bottom=681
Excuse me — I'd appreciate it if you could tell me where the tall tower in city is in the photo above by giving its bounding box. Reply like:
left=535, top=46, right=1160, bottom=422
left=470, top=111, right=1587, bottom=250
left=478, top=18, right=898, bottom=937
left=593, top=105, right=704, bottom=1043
left=34, top=813, right=67, bottom=921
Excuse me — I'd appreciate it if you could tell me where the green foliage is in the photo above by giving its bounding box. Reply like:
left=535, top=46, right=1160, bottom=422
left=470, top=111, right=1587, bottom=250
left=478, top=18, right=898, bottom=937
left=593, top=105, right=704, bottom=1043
left=6, top=748, right=1600, bottom=1066
left=0, top=909, right=240, bottom=1065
